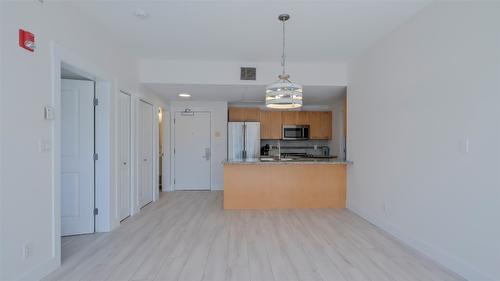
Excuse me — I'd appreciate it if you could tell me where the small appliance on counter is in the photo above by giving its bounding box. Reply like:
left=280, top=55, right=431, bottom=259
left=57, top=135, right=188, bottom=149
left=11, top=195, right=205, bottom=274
left=260, top=144, right=271, bottom=156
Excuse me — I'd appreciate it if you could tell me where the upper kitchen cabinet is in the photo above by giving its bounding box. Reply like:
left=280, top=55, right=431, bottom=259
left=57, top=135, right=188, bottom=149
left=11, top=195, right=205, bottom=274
left=260, top=111, right=282, bottom=139
left=309, top=111, right=332, bottom=139
left=228, top=107, right=260, bottom=122
left=281, top=111, right=309, bottom=125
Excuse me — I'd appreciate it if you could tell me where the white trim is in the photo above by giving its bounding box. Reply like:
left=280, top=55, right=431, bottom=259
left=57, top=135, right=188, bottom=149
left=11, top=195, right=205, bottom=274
left=49, top=42, right=114, bottom=279
left=348, top=204, right=494, bottom=281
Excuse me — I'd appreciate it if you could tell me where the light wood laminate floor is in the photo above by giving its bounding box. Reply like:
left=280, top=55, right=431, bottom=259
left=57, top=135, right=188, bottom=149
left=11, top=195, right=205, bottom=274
left=44, top=191, right=464, bottom=281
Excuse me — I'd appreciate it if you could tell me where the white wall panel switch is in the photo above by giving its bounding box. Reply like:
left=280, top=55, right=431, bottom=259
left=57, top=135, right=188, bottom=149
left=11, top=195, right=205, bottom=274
left=44, top=106, right=55, bottom=120
left=460, top=137, right=470, bottom=154
left=39, top=140, right=52, bottom=152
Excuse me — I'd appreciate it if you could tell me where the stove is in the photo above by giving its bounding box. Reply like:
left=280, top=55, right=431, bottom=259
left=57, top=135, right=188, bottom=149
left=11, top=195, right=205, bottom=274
left=281, top=153, right=337, bottom=159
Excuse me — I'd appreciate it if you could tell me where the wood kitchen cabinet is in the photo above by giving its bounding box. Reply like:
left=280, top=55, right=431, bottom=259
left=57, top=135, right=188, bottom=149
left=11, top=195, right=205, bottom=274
left=230, top=108, right=332, bottom=140
left=228, top=107, right=260, bottom=122
left=260, top=111, right=282, bottom=139
left=281, top=111, right=309, bottom=125
left=308, top=111, right=332, bottom=139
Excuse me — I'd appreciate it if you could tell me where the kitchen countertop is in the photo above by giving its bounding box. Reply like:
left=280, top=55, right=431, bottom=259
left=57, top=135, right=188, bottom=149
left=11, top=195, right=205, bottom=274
left=223, top=158, right=352, bottom=165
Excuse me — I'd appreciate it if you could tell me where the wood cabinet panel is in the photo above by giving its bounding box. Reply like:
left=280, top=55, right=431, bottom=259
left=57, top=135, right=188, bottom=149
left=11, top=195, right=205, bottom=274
left=297, top=111, right=309, bottom=125
left=281, top=111, right=309, bottom=125
left=308, top=111, right=322, bottom=139
left=224, top=163, right=347, bottom=209
left=308, top=111, right=332, bottom=139
left=228, top=107, right=260, bottom=122
left=231, top=108, right=332, bottom=140
left=260, top=111, right=282, bottom=139
left=244, top=108, right=261, bottom=122
left=320, top=111, right=332, bottom=139
left=281, top=111, right=297, bottom=125
left=228, top=107, right=245, bottom=122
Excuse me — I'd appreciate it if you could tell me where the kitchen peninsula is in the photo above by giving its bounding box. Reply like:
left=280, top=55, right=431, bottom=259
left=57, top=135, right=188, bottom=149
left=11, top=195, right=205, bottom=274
left=225, top=106, right=349, bottom=209
left=223, top=159, right=349, bottom=209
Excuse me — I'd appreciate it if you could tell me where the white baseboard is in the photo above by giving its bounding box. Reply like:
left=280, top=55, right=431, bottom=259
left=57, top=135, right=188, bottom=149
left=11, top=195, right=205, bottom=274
left=17, top=256, right=59, bottom=281
left=348, top=204, right=494, bottom=281
left=211, top=187, right=224, bottom=191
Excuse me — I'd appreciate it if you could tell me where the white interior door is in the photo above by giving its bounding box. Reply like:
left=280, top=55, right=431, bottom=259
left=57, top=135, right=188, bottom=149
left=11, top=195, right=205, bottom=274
left=139, top=101, right=154, bottom=208
left=61, top=79, right=95, bottom=236
left=118, top=92, right=131, bottom=220
left=174, top=112, right=211, bottom=190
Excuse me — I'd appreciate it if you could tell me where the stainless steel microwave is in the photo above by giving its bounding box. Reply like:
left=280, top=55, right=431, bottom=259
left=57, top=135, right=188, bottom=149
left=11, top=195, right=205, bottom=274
left=282, top=125, right=310, bottom=140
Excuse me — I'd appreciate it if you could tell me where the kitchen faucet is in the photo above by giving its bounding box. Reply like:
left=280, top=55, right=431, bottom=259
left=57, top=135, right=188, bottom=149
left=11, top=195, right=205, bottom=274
left=277, top=140, right=281, bottom=160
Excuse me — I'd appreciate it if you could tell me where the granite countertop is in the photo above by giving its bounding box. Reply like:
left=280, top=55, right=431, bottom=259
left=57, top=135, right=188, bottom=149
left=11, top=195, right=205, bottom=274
left=223, top=158, right=353, bottom=165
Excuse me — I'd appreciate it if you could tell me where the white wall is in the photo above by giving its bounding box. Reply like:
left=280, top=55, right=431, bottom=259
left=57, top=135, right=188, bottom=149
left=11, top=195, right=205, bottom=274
left=168, top=101, right=228, bottom=190
left=347, top=2, right=500, bottom=281
left=0, top=2, right=165, bottom=280
left=140, top=59, right=347, bottom=86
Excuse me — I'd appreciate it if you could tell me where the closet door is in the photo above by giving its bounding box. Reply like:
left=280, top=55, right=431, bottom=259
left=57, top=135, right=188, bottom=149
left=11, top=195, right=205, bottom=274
left=139, top=100, right=154, bottom=208
left=118, top=92, right=131, bottom=220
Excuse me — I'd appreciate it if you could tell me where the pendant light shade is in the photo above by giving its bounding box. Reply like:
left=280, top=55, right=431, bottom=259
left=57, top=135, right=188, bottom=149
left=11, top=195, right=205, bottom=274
left=266, top=14, right=303, bottom=109
left=265, top=78, right=303, bottom=109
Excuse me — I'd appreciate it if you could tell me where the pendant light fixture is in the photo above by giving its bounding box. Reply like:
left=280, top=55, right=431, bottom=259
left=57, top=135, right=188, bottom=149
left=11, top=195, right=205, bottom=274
left=266, top=14, right=303, bottom=109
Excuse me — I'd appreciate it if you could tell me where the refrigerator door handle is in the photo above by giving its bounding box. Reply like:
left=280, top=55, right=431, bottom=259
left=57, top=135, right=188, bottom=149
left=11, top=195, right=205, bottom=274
left=242, top=123, right=247, bottom=159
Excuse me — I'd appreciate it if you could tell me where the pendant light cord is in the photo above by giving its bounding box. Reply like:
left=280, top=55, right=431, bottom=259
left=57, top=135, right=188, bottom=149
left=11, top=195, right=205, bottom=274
left=281, top=19, right=286, bottom=77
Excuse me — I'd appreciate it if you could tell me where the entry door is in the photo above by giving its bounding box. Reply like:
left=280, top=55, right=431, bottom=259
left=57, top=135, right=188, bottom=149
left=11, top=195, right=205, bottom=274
left=61, top=79, right=95, bottom=236
left=118, top=92, right=131, bottom=220
left=174, top=112, right=211, bottom=190
left=139, top=101, right=154, bottom=208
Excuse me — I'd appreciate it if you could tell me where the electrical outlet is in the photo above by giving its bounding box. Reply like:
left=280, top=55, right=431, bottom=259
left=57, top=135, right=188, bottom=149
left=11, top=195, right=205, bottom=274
left=383, top=203, right=389, bottom=213
left=23, top=242, right=32, bottom=259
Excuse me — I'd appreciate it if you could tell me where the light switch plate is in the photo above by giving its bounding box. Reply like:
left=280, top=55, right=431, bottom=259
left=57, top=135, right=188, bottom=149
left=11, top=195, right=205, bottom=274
left=460, top=137, right=470, bottom=154
left=39, top=140, right=52, bottom=152
left=44, top=106, right=55, bottom=120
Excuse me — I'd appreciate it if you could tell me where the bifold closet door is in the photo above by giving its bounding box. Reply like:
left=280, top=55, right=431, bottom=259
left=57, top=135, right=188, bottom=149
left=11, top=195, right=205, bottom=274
left=118, top=92, right=131, bottom=221
left=139, top=100, right=154, bottom=208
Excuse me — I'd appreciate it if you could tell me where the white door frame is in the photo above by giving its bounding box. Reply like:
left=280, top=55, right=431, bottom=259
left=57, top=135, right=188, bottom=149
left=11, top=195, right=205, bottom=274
left=172, top=110, right=212, bottom=191
left=51, top=43, right=113, bottom=270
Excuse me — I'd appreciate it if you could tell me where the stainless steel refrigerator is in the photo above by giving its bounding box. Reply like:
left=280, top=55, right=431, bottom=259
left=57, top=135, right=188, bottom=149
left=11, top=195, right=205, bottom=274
left=228, top=122, right=260, bottom=160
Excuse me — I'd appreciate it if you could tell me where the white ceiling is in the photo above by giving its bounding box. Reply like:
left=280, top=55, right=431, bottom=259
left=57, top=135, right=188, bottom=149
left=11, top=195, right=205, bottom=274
left=72, top=1, right=430, bottom=63
left=144, top=83, right=346, bottom=104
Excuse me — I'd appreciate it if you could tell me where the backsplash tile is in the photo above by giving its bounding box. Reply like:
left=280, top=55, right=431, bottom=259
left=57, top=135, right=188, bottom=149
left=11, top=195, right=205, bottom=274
left=261, top=140, right=332, bottom=157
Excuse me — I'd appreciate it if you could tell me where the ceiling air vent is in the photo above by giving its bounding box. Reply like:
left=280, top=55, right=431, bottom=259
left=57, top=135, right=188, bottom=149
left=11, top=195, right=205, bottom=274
left=240, top=67, right=256, bottom=81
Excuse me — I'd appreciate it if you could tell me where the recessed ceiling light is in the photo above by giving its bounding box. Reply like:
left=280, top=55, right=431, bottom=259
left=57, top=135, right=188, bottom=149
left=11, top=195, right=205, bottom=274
left=134, top=11, right=149, bottom=19
left=178, top=93, right=191, bottom=98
